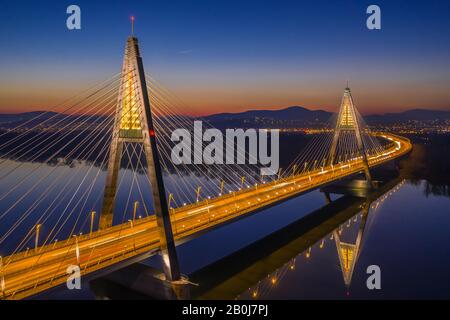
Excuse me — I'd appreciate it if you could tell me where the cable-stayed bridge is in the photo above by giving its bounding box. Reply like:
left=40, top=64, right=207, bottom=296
left=0, top=36, right=411, bottom=300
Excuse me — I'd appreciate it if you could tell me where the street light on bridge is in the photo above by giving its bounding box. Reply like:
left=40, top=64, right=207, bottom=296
left=90, top=211, right=96, bottom=236
left=133, top=201, right=139, bottom=221
left=35, top=224, right=41, bottom=253
left=0, top=256, right=4, bottom=297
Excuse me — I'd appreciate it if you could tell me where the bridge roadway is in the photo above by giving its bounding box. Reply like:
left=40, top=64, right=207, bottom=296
left=0, top=132, right=412, bottom=300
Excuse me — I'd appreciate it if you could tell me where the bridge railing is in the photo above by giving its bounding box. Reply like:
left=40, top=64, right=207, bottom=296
left=3, top=213, right=154, bottom=264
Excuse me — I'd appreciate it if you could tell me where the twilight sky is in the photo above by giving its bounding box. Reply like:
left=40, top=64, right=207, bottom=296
left=1, top=0, right=450, bottom=116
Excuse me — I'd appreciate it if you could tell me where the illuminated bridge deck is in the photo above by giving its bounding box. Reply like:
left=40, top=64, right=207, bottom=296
left=1, top=132, right=412, bottom=300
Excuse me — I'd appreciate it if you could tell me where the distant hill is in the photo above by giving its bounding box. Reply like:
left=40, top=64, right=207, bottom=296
left=0, top=111, right=106, bottom=129
left=365, top=109, right=450, bottom=123
left=202, top=106, right=450, bottom=128
left=1, top=107, right=449, bottom=130
left=200, top=106, right=331, bottom=128
left=0, top=111, right=57, bottom=123
left=203, top=106, right=331, bottom=122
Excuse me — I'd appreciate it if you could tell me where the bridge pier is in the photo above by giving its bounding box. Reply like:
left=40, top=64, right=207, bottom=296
left=323, top=192, right=332, bottom=204
left=321, top=179, right=380, bottom=198
left=90, top=263, right=191, bottom=300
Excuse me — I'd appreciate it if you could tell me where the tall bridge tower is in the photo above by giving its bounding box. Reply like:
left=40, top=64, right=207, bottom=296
left=330, top=86, right=373, bottom=186
left=99, top=36, right=180, bottom=281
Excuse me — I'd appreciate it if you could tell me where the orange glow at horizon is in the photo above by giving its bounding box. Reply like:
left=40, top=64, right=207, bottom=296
left=1, top=80, right=450, bottom=116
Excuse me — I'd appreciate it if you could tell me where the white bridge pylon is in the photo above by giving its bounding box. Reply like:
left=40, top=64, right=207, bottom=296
left=100, top=36, right=180, bottom=281
left=329, top=86, right=374, bottom=187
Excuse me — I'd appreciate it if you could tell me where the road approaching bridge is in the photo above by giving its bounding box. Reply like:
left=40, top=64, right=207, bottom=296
left=0, top=132, right=411, bottom=300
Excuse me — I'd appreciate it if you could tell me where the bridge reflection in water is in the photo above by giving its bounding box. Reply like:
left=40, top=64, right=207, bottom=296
left=193, top=179, right=404, bottom=300
left=88, top=178, right=404, bottom=299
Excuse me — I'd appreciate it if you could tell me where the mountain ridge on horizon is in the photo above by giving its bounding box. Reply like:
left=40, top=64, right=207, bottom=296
left=1, top=106, right=450, bottom=127
left=201, top=106, right=330, bottom=122
left=201, top=105, right=450, bottom=116
left=200, top=106, right=450, bottom=123
left=2, top=105, right=450, bottom=116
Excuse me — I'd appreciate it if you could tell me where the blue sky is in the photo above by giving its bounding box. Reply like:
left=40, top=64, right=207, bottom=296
left=1, top=0, right=449, bottom=115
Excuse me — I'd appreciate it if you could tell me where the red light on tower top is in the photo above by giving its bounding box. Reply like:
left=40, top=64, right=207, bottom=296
left=131, top=16, right=135, bottom=35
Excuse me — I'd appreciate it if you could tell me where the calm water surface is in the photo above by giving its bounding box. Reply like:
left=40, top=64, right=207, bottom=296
left=2, top=138, right=449, bottom=299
